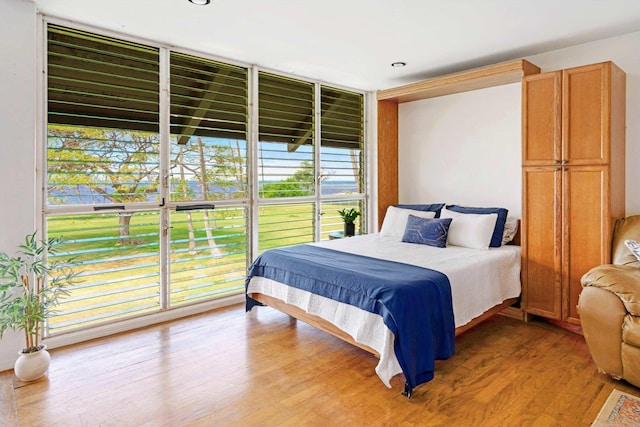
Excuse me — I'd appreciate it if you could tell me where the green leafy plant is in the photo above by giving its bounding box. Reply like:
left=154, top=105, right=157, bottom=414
left=338, top=208, right=361, bottom=224
left=0, top=232, right=77, bottom=353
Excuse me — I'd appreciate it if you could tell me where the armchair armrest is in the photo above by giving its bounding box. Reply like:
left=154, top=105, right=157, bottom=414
left=578, top=286, right=625, bottom=379
left=581, top=264, right=640, bottom=316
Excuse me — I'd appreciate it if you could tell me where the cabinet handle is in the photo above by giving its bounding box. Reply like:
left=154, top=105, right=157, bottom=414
left=554, top=159, right=561, bottom=164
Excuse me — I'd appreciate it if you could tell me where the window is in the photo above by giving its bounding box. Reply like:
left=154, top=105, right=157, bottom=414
left=46, top=212, right=161, bottom=333
left=258, top=72, right=315, bottom=199
left=47, top=25, right=161, bottom=207
left=168, top=53, right=249, bottom=307
left=170, top=52, right=248, bottom=201
left=256, top=74, right=366, bottom=251
left=44, top=22, right=366, bottom=336
left=320, top=86, right=365, bottom=238
left=320, top=86, right=364, bottom=195
left=47, top=24, right=163, bottom=332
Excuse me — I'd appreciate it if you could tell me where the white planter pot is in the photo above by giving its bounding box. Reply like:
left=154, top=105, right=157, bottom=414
left=14, top=345, right=50, bottom=381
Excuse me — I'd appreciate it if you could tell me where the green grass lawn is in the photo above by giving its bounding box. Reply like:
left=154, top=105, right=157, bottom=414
left=45, top=201, right=362, bottom=333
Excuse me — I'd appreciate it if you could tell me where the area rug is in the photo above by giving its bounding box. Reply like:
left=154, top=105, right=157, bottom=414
left=592, top=389, right=640, bottom=426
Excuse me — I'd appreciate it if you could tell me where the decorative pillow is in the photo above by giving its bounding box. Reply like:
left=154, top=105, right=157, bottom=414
left=502, top=217, right=519, bottom=245
left=380, top=206, right=436, bottom=239
left=445, top=205, right=508, bottom=248
left=402, top=215, right=452, bottom=248
left=395, top=203, right=446, bottom=218
left=625, top=240, right=640, bottom=262
left=440, top=208, right=498, bottom=250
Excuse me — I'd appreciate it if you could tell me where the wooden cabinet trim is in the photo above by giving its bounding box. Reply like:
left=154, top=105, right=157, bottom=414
left=376, top=100, right=399, bottom=230
left=376, top=58, right=540, bottom=230
left=377, top=59, right=540, bottom=103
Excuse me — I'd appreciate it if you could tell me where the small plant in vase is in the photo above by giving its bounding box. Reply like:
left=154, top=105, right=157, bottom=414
left=0, top=232, right=77, bottom=381
left=338, top=208, right=361, bottom=237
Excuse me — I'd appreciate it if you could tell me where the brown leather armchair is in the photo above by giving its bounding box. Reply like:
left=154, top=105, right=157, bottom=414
left=579, top=215, right=640, bottom=387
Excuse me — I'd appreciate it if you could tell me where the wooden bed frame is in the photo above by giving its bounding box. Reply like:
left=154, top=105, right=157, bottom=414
left=248, top=292, right=519, bottom=357
left=248, top=221, right=522, bottom=359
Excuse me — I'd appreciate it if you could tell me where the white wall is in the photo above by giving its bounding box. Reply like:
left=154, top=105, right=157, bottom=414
left=398, top=83, right=521, bottom=216
left=398, top=30, right=640, bottom=217
left=3, top=4, right=640, bottom=371
left=0, top=0, right=38, bottom=370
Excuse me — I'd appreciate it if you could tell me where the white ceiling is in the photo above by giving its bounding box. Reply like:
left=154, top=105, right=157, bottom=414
left=32, top=0, right=640, bottom=91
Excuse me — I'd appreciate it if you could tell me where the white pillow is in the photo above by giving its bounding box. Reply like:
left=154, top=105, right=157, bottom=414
left=380, top=206, right=436, bottom=239
left=440, top=208, right=498, bottom=250
left=502, top=217, right=519, bottom=245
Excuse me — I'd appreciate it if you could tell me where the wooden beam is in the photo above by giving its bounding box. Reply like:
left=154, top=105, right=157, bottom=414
left=377, top=59, right=541, bottom=103
left=177, top=68, right=232, bottom=145
left=286, top=95, right=348, bottom=152
left=377, top=99, right=398, bottom=230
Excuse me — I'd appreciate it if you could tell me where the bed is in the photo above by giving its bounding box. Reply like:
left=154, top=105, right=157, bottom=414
left=245, top=205, right=521, bottom=397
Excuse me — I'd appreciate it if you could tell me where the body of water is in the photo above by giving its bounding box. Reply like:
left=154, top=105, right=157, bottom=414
left=49, top=181, right=360, bottom=205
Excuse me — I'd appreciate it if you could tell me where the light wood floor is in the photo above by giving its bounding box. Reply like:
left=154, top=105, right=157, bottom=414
left=2, top=304, right=639, bottom=426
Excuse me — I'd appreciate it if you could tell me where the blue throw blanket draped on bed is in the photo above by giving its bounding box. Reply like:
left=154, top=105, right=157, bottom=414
left=245, top=244, right=456, bottom=391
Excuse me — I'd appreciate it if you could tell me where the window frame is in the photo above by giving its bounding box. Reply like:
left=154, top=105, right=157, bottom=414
left=39, top=17, right=372, bottom=345
left=253, top=68, right=368, bottom=252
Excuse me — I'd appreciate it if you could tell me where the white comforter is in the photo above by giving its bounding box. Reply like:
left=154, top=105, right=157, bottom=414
left=247, top=233, right=521, bottom=387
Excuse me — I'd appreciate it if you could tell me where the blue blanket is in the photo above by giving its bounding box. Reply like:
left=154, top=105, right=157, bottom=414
left=245, top=244, right=455, bottom=391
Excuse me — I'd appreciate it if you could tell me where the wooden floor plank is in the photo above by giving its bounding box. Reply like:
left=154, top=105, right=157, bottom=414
left=0, top=371, right=18, bottom=427
left=2, top=303, right=640, bottom=426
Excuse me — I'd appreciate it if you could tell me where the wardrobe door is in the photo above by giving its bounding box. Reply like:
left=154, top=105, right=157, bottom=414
left=522, top=61, right=624, bottom=326
left=522, top=167, right=562, bottom=319
left=562, top=166, right=609, bottom=324
left=522, top=71, right=562, bottom=166
left=562, top=63, right=609, bottom=165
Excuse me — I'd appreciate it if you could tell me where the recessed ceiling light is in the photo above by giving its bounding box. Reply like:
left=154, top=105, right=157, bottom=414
left=391, top=62, right=407, bottom=68
left=189, top=0, right=211, bottom=5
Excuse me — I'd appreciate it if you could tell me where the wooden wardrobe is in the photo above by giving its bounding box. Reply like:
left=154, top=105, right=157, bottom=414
left=521, top=61, right=626, bottom=325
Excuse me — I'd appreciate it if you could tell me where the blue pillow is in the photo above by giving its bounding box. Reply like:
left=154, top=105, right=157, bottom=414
left=395, top=203, right=446, bottom=218
left=445, top=205, right=508, bottom=248
left=402, top=215, right=452, bottom=248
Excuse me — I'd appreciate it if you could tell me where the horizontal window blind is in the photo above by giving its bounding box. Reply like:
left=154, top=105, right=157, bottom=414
left=320, top=87, right=364, bottom=195
left=169, top=206, right=248, bottom=306
left=46, top=212, right=161, bottom=333
left=258, top=203, right=315, bottom=252
left=47, top=24, right=160, bottom=206
left=258, top=72, right=315, bottom=198
left=47, top=24, right=159, bottom=133
left=44, top=23, right=367, bottom=339
left=170, top=53, right=248, bottom=201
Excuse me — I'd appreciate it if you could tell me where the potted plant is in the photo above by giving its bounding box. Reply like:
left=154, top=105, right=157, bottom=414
left=338, top=208, right=361, bottom=237
left=0, top=232, right=77, bottom=381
